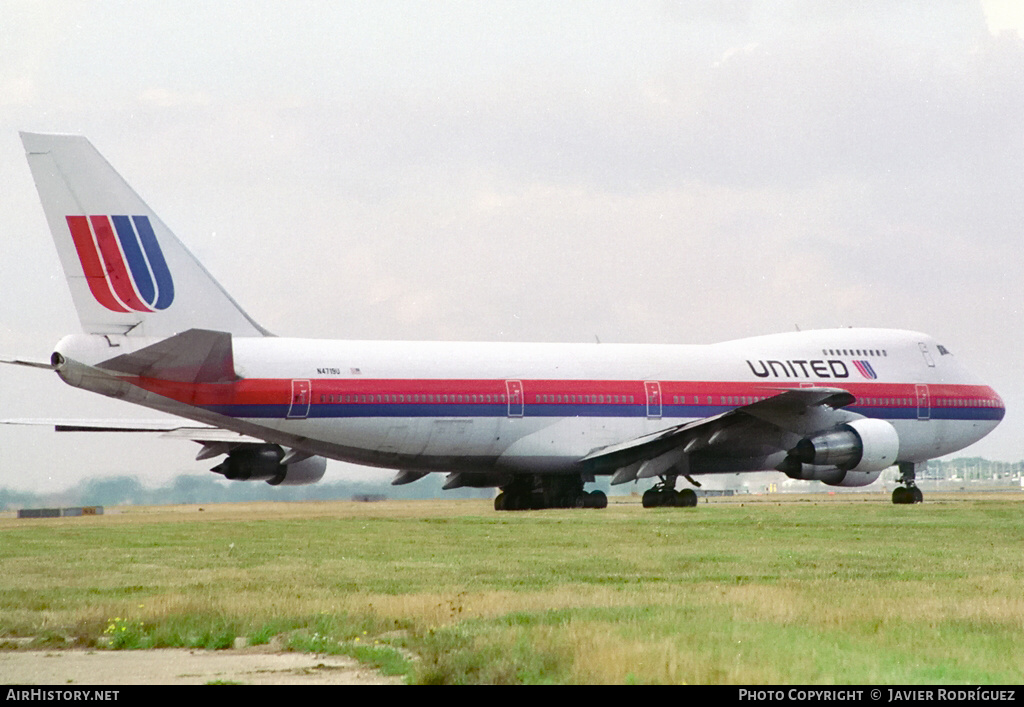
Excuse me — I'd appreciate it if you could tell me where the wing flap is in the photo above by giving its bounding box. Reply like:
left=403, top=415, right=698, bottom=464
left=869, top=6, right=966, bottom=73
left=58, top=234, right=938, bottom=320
left=739, top=387, right=856, bottom=433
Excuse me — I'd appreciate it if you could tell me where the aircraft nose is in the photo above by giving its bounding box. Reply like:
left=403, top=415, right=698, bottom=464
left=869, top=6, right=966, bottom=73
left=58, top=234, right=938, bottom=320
left=976, top=386, right=1006, bottom=445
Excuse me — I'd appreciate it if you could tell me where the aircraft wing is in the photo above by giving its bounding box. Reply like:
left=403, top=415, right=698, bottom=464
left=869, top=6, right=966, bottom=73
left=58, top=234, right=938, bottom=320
left=580, top=387, right=857, bottom=482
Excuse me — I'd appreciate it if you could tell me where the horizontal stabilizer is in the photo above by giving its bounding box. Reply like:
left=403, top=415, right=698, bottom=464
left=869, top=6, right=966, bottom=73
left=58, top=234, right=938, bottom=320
left=98, top=329, right=237, bottom=383
left=2, top=418, right=187, bottom=432
left=1, top=357, right=57, bottom=370
left=0, top=418, right=263, bottom=445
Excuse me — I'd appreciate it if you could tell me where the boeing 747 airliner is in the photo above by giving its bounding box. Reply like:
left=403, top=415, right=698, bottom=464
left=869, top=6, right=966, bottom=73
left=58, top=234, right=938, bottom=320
left=4, top=133, right=1005, bottom=509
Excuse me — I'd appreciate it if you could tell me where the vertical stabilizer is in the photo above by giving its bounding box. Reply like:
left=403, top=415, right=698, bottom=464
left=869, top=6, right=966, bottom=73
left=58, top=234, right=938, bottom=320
left=20, top=132, right=269, bottom=338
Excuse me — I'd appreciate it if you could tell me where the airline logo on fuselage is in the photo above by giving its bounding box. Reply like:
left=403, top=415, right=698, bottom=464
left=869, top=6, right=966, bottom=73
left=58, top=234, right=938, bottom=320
left=746, top=358, right=881, bottom=380
left=746, top=359, right=849, bottom=379
left=66, top=215, right=174, bottom=313
left=852, top=360, right=878, bottom=379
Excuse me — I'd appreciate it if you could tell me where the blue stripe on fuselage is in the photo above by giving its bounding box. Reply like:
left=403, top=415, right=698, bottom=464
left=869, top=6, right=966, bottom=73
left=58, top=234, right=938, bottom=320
left=195, top=402, right=1004, bottom=422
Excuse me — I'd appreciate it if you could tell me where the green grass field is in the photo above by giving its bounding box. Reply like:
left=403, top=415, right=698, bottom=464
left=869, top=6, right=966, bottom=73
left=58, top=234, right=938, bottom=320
left=2, top=494, right=1023, bottom=684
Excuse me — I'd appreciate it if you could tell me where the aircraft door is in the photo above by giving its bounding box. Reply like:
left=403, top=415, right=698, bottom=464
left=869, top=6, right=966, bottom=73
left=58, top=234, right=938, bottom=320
left=288, top=379, right=311, bottom=419
left=645, top=381, right=662, bottom=419
left=506, top=380, right=524, bottom=418
left=916, top=384, right=930, bottom=421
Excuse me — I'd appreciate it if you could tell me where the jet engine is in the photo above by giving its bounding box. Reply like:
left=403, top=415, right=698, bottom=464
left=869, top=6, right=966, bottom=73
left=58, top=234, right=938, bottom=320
left=789, top=418, right=899, bottom=473
left=211, top=444, right=327, bottom=486
left=779, top=418, right=898, bottom=487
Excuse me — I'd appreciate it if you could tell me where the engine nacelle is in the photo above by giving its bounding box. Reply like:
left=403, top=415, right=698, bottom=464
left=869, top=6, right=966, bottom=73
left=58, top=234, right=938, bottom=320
left=778, top=464, right=883, bottom=487
left=790, top=418, right=899, bottom=473
left=268, top=455, right=327, bottom=486
left=826, top=469, right=882, bottom=487
left=211, top=445, right=327, bottom=486
left=212, top=444, right=283, bottom=481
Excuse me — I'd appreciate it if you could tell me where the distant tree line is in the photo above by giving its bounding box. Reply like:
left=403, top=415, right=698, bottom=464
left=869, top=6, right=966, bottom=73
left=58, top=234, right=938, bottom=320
left=924, top=457, right=1024, bottom=481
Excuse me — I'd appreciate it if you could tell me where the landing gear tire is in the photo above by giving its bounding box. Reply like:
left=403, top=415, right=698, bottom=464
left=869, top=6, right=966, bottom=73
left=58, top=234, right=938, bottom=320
left=642, top=473, right=702, bottom=509
left=643, top=489, right=672, bottom=507
left=496, top=475, right=607, bottom=511
left=503, top=489, right=529, bottom=511
left=678, top=488, right=698, bottom=507
left=575, top=491, right=608, bottom=509
left=893, top=462, right=924, bottom=505
left=892, top=486, right=923, bottom=504
left=643, top=487, right=687, bottom=507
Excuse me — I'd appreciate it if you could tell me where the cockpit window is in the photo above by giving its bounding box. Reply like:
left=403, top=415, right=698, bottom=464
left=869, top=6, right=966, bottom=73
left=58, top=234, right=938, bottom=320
left=937, top=345, right=951, bottom=356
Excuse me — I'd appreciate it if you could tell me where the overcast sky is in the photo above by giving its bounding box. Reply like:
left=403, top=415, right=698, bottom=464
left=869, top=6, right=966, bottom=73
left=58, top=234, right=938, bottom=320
left=2, top=1, right=1023, bottom=493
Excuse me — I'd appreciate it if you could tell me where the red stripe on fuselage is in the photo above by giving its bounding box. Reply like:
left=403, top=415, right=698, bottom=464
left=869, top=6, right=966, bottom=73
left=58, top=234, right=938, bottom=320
left=123, top=377, right=1003, bottom=412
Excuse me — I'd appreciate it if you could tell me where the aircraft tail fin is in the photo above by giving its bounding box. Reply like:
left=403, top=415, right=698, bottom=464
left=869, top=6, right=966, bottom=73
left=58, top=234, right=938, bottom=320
left=20, top=132, right=270, bottom=338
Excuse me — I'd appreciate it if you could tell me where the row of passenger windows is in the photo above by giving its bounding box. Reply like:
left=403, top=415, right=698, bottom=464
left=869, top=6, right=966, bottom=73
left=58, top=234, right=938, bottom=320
left=318, top=394, right=509, bottom=404
left=672, top=395, right=1000, bottom=408
left=315, top=392, right=998, bottom=408
left=856, top=398, right=1000, bottom=408
left=534, top=394, right=636, bottom=404
left=858, top=398, right=915, bottom=407
left=936, top=398, right=1000, bottom=408
left=822, top=348, right=887, bottom=357
left=672, top=395, right=769, bottom=405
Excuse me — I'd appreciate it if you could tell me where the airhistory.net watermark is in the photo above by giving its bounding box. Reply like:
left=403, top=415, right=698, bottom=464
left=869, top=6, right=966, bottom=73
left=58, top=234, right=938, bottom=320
left=6, top=691, right=119, bottom=702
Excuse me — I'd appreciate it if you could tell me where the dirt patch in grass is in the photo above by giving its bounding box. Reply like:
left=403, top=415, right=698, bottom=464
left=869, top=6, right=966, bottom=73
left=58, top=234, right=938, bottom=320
left=0, top=647, right=403, bottom=685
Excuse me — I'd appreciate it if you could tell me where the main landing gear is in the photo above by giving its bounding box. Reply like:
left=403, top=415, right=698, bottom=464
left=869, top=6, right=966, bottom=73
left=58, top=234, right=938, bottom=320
left=892, top=461, right=924, bottom=504
left=641, top=475, right=698, bottom=508
left=494, top=474, right=607, bottom=511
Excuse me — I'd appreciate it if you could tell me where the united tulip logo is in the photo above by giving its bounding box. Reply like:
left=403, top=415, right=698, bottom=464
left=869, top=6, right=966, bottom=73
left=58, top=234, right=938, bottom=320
left=852, top=360, right=878, bottom=379
left=66, top=215, right=174, bottom=313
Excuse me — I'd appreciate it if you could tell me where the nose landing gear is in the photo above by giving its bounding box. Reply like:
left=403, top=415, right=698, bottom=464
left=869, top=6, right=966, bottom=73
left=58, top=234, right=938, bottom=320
left=892, top=461, right=924, bottom=504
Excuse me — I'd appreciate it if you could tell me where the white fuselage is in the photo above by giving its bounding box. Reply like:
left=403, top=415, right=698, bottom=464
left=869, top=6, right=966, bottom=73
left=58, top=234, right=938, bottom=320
left=55, top=328, right=1004, bottom=479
